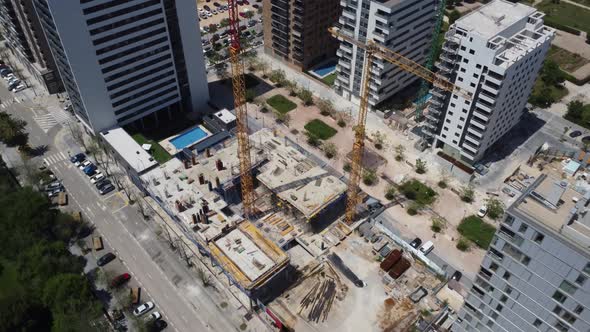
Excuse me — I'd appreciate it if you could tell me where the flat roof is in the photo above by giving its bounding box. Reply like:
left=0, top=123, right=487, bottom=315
left=456, top=0, right=536, bottom=39
left=100, top=127, right=158, bottom=173
left=214, top=109, right=236, bottom=124
left=254, top=130, right=347, bottom=219
left=208, top=221, right=289, bottom=290
left=512, top=174, right=590, bottom=254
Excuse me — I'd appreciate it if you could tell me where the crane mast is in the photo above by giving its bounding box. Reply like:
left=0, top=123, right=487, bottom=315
left=228, top=0, right=255, bottom=218
left=329, top=28, right=471, bottom=225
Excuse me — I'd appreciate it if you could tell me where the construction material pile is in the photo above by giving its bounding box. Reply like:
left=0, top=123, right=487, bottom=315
left=299, top=277, right=337, bottom=323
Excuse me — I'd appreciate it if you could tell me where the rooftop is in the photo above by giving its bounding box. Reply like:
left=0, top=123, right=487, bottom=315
left=456, top=0, right=536, bottom=39
left=100, top=127, right=158, bottom=173
left=208, top=221, right=290, bottom=290
left=513, top=174, right=590, bottom=253
left=214, top=109, right=236, bottom=125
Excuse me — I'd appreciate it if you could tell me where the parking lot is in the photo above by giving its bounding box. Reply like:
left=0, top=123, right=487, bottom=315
left=196, top=0, right=262, bottom=26
left=0, top=60, right=28, bottom=94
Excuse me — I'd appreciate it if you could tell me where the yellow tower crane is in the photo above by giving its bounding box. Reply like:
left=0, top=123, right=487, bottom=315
left=328, top=27, right=472, bottom=225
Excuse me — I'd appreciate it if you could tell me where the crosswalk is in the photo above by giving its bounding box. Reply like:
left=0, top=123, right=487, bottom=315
left=33, top=108, right=71, bottom=132
left=43, top=151, right=69, bottom=167
left=0, top=98, right=21, bottom=109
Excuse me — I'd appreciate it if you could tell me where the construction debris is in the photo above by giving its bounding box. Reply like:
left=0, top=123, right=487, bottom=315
left=298, top=278, right=337, bottom=323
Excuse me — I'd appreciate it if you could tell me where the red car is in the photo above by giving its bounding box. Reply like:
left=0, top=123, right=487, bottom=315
left=111, top=273, right=131, bottom=288
left=239, top=12, right=246, bottom=18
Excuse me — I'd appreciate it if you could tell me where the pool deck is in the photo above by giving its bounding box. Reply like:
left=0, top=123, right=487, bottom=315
left=309, top=60, right=337, bottom=79
left=159, top=125, right=212, bottom=155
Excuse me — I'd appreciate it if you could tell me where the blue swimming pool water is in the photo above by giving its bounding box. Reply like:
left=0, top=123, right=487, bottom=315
left=313, top=63, right=337, bottom=77
left=170, top=127, right=208, bottom=150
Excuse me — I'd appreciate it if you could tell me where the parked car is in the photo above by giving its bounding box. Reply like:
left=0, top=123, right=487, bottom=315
left=111, top=273, right=131, bottom=288
left=133, top=301, right=155, bottom=316
left=96, top=179, right=112, bottom=189
left=97, top=252, right=116, bottom=266
left=501, top=187, right=515, bottom=197
left=419, top=241, right=434, bottom=255
left=203, top=5, right=211, bottom=11
left=78, top=160, right=92, bottom=170
left=99, top=183, right=115, bottom=195
left=83, top=164, right=97, bottom=175
left=409, top=238, right=422, bottom=249
left=569, top=130, right=582, bottom=138
left=90, top=172, right=105, bottom=184
left=45, top=180, right=62, bottom=192
left=145, top=311, right=161, bottom=322
left=148, top=319, right=167, bottom=332
left=11, top=84, right=26, bottom=92
left=48, top=187, right=65, bottom=198
left=70, top=153, right=85, bottom=163
left=451, top=271, right=463, bottom=282
left=477, top=205, right=488, bottom=218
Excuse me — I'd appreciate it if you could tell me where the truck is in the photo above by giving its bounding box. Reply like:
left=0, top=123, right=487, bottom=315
left=380, top=249, right=402, bottom=272
left=388, top=257, right=411, bottom=279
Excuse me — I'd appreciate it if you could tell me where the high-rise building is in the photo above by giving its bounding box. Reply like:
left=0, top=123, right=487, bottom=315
left=424, top=0, right=553, bottom=164
left=32, top=0, right=209, bottom=133
left=0, top=0, right=63, bottom=94
left=454, top=173, right=590, bottom=332
left=263, top=0, right=341, bottom=71
left=335, top=0, right=436, bottom=107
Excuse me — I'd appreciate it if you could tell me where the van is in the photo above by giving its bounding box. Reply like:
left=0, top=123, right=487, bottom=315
left=419, top=241, right=434, bottom=255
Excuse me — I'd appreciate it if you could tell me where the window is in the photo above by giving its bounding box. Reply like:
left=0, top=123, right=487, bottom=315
left=444, top=126, right=449, bottom=131
left=451, top=103, right=456, bottom=107
left=584, top=262, right=590, bottom=274
left=455, top=133, right=460, bottom=137
left=504, top=285, right=512, bottom=294
left=469, top=49, right=475, bottom=54
left=562, top=311, right=576, bottom=324
left=518, top=223, right=528, bottom=233
left=552, top=291, right=567, bottom=303
left=460, top=117, right=465, bottom=121
left=504, top=216, right=514, bottom=226
left=533, top=319, right=542, bottom=327
left=470, top=82, right=476, bottom=87
left=534, top=233, right=544, bottom=244
left=559, top=281, right=577, bottom=295
left=495, top=304, right=503, bottom=312
left=453, top=140, right=457, bottom=144
left=460, top=46, right=466, bottom=51
left=463, top=58, right=469, bottom=63
left=490, top=311, right=498, bottom=320
left=486, top=319, right=494, bottom=328
left=574, top=305, right=583, bottom=315
left=490, top=262, right=499, bottom=271
left=503, top=272, right=511, bottom=280
left=446, top=119, right=451, bottom=123
left=553, top=305, right=563, bottom=315
left=476, top=64, right=482, bottom=69
left=473, top=74, right=479, bottom=78
left=442, top=134, right=447, bottom=138
left=555, top=321, right=569, bottom=332
left=500, top=294, right=507, bottom=303
left=460, top=67, right=466, bottom=72
left=453, top=94, right=458, bottom=99
left=458, top=77, right=464, bottom=82
left=575, top=274, right=586, bottom=286
left=522, top=256, right=531, bottom=266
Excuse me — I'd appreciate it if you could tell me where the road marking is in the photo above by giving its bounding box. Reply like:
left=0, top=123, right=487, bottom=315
left=146, top=272, right=153, bottom=280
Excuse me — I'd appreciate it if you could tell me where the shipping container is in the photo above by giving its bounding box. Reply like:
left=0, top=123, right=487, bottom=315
left=388, top=257, right=411, bottom=279
left=380, top=249, right=402, bottom=272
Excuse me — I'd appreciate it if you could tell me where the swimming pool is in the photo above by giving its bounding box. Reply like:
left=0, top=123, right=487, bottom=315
left=170, top=127, right=209, bottom=150
left=312, top=62, right=337, bottom=77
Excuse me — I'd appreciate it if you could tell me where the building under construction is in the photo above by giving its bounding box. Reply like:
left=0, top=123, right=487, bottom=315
left=140, top=128, right=348, bottom=300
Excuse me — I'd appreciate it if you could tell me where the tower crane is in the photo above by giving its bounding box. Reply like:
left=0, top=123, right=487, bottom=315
left=227, top=0, right=255, bottom=218
left=328, top=27, right=471, bottom=225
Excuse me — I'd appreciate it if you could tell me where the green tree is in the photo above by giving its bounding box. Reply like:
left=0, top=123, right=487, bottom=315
left=415, top=158, right=427, bottom=174
left=269, top=69, right=286, bottom=86
left=208, top=24, right=218, bottom=34
left=306, top=131, right=321, bottom=147
left=0, top=113, right=28, bottom=147
left=42, top=274, right=100, bottom=317
left=363, top=168, right=378, bottom=186
left=485, top=197, right=504, bottom=220
left=245, top=89, right=256, bottom=102
left=385, top=186, right=396, bottom=200
left=298, top=88, right=314, bottom=106
left=372, top=131, right=385, bottom=150
left=275, top=112, right=291, bottom=126
left=323, top=142, right=338, bottom=159
left=565, top=100, right=585, bottom=123
left=461, top=185, right=475, bottom=203
left=317, top=98, right=335, bottom=116
left=541, top=60, right=565, bottom=87
left=394, top=144, right=405, bottom=161
left=448, top=10, right=461, bottom=24
left=245, top=11, right=255, bottom=19
left=219, top=18, right=230, bottom=28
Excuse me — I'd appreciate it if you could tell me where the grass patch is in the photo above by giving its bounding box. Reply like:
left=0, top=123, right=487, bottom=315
left=564, top=103, right=590, bottom=129
left=322, top=72, right=337, bottom=86
left=131, top=133, right=172, bottom=164
left=530, top=76, right=568, bottom=105
left=457, top=215, right=496, bottom=249
left=537, top=0, right=590, bottom=34
left=547, top=46, right=589, bottom=73
left=399, top=179, right=437, bottom=206
left=304, top=119, right=337, bottom=140
left=266, top=94, right=297, bottom=114
left=569, top=0, right=590, bottom=6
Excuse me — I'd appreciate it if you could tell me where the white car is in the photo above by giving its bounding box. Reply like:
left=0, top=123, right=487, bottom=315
left=133, top=301, right=155, bottom=316
left=206, top=12, right=212, bottom=17
left=78, top=160, right=92, bottom=170
left=11, top=84, right=26, bottom=92
left=90, top=172, right=104, bottom=184
left=74, top=158, right=86, bottom=167
left=145, top=311, right=161, bottom=322
left=3, top=74, right=15, bottom=81
left=477, top=205, right=488, bottom=218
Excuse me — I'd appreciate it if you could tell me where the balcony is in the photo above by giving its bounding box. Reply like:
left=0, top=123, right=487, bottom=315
left=425, top=113, right=439, bottom=122
left=422, top=126, right=436, bottom=137
left=429, top=98, right=443, bottom=108
left=472, top=111, right=489, bottom=123
left=374, top=11, right=389, bottom=24
left=462, top=141, right=478, bottom=154
left=479, top=93, right=496, bottom=106
left=427, top=107, right=441, bottom=116
left=342, top=9, right=356, bottom=20
left=464, top=135, right=480, bottom=146
left=471, top=118, right=486, bottom=131
left=467, top=126, right=483, bottom=138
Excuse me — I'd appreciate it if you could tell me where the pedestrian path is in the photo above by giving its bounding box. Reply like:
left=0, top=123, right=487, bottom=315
left=0, top=98, right=21, bottom=109
left=33, top=108, right=71, bottom=132
left=43, top=151, right=68, bottom=167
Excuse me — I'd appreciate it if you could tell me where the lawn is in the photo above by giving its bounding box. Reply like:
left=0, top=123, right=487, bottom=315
left=458, top=215, right=496, bottom=249
left=266, top=94, right=297, bottom=114
left=304, top=119, right=338, bottom=140
left=399, top=179, right=437, bottom=206
left=537, top=0, right=590, bottom=34
left=131, top=133, right=172, bottom=164
left=564, top=103, right=590, bottom=129
left=547, top=46, right=589, bottom=73
left=529, top=76, right=568, bottom=107
left=322, top=73, right=337, bottom=86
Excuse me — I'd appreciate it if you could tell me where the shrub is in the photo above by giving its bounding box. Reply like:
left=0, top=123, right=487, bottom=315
left=486, top=197, right=504, bottom=220
left=337, top=118, right=346, bottom=127
left=343, top=163, right=351, bottom=172
left=431, top=217, right=445, bottom=233
left=323, top=142, right=338, bottom=159
left=400, top=179, right=437, bottom=206
left=407, top=203, right=420, bottom=215
left=372, top=131, right=385, bottom=150
left=306, top=132, right=321, bottom=147
left=317, top=98, right=335, bottom=117
left=363, top=168, right=377, bottom=186
left=415, top=158, right=427, bottom=174
left=269, top=69, right=286, bottom=86
left=298, top=88, right=314, bottom=106
left=290, top=129, right=299, bottom=135
left=456, top=238, right=470, bottom=251
left=394, top=144, right=405, bottom=161
left=461, top=185, right=474, bottom=203
left=385, top=186, right=396, bottom=200
left=438, top=180, right=447, bottom=188
left=245, top=89, right=256, bottom=102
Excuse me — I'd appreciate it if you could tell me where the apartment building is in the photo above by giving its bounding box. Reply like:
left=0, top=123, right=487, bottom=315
left=335, top=0, right=436, bottom=107
left=0, top=0, right=63, bottom=94
left=263, top=0, right=341, bottom=71
left=423, top=0, right=553, bottom=164
left=32, top=0, right=209, bottom=133
left=454, top=174, right=590, bottom=332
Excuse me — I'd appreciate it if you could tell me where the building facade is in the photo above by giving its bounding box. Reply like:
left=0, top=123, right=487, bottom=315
left=454, top=174, right=590, bottom=332
left=263, top=0, right=341, bottom=71
left=335, top=0, right=436, bottom=107
left=0, top=0, right=63, bottom=94
left=32, top=0, right=209, bottom=133
left=424, top=0, right=553, bottom=164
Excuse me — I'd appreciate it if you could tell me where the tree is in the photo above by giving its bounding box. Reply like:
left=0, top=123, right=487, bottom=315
left=372, top=131, right=385, bottom=150
left=385, top=186, right=396, bottom=200
left=541, top=60, right=565, bottom=87
left=565, top=100, right=585, bottom=123
left=245, top=89, right=256, bottom=102
left=448, top=10, right=461, bottom=24
left=259, top=60, right=270, bottom=78
left=285, top=80, right=298, bottom=97
left=274, top=112, right=291, bottom=127
left=317, top=98, right=335, bottom=117
left=363, top=168, right=378, bottom=186
left=269, top=69, right=286, bottom=86
left=0, top=112, right=28, bottom=147
left=394, top=144, right=405, bottom=161
left=415, top=158, right=427, bottom=174
left=298, top=88, right=314, bottom=106
left=337, top=116, right=346, bottom=128
left=246, top=57, right=260, bottom=71
left=461, top=185, right=475, bottom=203
left=244, top=10, right=255, bottom=19
left=220, top=18, right=230, bottom=28
left=485, top=197, right=504, bottom=220
left=306, top=132, right=321, bottom=147
left=214, top=63, right=230, bottom=82
left=42, top=273, right=100, bottom=317
left=456, top=238, right=470, bottom=251
left=431, top=216, right=446, bottom=233
left=208, top=24, right=218, bottom=34
left=323, top=142, right=338, bottom=159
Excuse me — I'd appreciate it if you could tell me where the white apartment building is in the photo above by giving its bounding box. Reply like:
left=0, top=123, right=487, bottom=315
left=335, top=0, right=437, bottom=107
left=424, top=0, right=553, bottom=164
left=32, top=0, right=209, bottom=133
left=454, top=174, right=590, bottom=332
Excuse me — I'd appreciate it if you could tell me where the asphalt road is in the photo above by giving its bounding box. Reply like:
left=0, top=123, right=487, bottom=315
left=0, top=83, right=243, bottom=331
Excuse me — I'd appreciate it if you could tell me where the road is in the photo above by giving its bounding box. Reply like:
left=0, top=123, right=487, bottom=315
left=0, top=82, right=248, bottom=331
